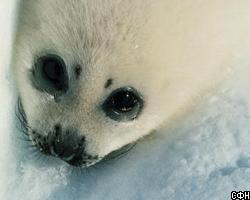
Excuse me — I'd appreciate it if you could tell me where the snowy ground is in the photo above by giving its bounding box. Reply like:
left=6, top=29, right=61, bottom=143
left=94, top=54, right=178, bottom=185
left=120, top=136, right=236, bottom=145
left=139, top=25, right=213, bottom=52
left=1, top=1, right=250, bottom=200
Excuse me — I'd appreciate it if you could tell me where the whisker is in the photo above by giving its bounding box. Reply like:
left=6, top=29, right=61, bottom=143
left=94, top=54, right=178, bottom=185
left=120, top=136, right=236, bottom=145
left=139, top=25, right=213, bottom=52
left=15, top=98, right=43, bottom=158
left=15, top=98, right=32, bottom=138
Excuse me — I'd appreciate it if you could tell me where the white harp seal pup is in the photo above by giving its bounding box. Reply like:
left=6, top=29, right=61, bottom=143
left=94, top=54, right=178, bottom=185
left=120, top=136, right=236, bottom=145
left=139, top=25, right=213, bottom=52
left=13, top=0, right=250, bottom=167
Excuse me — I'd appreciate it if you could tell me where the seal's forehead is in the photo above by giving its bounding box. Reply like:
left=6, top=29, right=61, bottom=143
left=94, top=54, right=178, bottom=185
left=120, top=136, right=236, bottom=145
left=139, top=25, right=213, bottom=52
left=17, top=0, right=152, bottom=72
left=18, top=0, right=148, bottom=46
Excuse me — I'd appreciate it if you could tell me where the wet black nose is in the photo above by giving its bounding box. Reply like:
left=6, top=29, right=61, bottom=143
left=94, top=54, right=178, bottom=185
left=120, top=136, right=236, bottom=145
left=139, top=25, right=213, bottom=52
left=49, top=126, right=86, bottom=165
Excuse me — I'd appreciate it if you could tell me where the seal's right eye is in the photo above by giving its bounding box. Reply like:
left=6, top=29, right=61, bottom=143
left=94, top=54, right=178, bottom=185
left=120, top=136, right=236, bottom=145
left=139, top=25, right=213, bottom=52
left=32, top=54, right=69, bottom=96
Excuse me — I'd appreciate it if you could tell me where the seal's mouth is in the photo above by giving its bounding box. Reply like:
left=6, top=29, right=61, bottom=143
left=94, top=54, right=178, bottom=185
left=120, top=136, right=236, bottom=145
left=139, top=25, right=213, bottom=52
left=102, top=142, right=136, bottom=163
left=16, top=98, right=136, bottom=167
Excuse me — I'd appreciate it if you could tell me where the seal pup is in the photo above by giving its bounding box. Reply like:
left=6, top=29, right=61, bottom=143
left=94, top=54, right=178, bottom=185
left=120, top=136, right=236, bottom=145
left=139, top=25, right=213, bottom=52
left=13, top=0, right=250, bottom=167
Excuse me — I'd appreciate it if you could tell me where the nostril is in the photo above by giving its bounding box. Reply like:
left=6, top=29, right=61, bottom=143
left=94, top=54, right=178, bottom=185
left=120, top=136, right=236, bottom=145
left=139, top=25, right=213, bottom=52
left=32, top=54, right=69, bottom=96
left=54, top=124, right=61, bottom=136
left=78, top=137, right=86, bottom=148
left=81, top=136, right=86, bottom=143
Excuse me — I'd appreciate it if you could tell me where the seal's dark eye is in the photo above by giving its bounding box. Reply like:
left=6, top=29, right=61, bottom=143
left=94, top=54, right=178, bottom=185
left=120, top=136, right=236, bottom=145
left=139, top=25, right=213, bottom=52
left=102, top=87, right=144, bottom=121
left=32, top=54, right=68, bottom=96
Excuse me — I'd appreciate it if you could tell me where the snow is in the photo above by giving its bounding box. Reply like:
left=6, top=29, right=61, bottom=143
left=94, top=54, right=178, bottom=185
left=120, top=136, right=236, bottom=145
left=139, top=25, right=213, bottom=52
left=1, top=1, right=250, bottom=200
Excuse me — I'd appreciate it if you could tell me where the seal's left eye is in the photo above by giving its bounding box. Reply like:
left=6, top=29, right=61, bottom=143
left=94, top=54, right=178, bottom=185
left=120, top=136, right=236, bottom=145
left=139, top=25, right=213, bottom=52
left=102, top=87, right=144, bottom=121
left=32, top=54, right=68, bottom=97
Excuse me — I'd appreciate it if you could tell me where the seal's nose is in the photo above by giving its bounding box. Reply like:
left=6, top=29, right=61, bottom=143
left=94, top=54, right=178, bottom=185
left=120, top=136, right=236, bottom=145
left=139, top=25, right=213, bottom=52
left=49, top=125, right=86, bottom=164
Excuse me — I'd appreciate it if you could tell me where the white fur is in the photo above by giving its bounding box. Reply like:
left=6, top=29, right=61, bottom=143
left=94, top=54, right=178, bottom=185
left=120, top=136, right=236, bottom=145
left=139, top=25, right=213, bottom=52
left=12, top=0, right=250, bottom=160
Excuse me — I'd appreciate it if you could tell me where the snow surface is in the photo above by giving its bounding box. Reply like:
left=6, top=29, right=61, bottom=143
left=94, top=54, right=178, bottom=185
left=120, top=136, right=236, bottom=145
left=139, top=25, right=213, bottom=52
left=1, top=1, right=250, bottom=200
